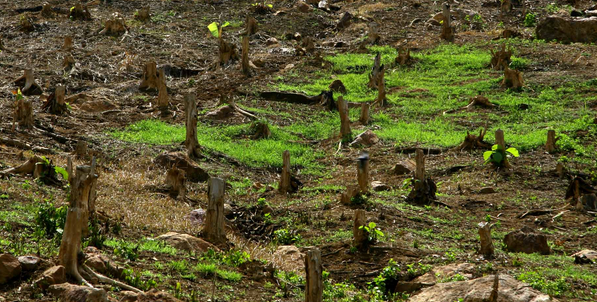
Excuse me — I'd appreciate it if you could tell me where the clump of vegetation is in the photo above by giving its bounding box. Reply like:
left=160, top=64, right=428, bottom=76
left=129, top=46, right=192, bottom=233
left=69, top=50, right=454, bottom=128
left=359, top=222, right=385, bottom=245
left=483, top=144, right=519, bottom=167
left=524, top=13, right=536, bottom=27
left=274, top=228, right=302, bottom=245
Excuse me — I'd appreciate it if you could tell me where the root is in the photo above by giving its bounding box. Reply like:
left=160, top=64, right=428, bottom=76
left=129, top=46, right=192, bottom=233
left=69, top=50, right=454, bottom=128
left=81, top=265, right=142, bottom=293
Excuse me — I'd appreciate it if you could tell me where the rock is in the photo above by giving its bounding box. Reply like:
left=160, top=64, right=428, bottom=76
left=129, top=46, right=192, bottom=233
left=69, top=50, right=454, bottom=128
left=156, top=232, right=219, bottom=253
left=503, top=226, right=551, bottom=255
left=391, top=159, right=416, bottom=175
left=536, top=16, right=597, bottom=44
left=18, top=255, right=40, bottom=271
left=296, top=1, right=311, bottom=13
left=119, top=291, right=139, bottom=302
left=329, top=80, right=347, bottom=94
left=188, top=208, right=206, bottom=225
left=371, top=181, right=390, bottom=192
left=224, top=203, right=233, bottom=216
left=85, top=254, right=123, bottom=278
left=0, top=254, right=22, bottom=284
left=154, top=152, right=209, bottom=182
left=572, top=249, right=597, bottom=264
left=409, top=274, right=557, bottom=302
left=349, top=130, right=379, bottom=147
left=413, top=263, right=475, bottom=284
left=137, top=289, right=182, bottom=302
left=49, top=283, right=108, bottom=302
left=479, top=187, right=496, bottom=194
left=265, top=37, right=279, bottom=46
left=34, top=265, right=66, bottom=290
left=273, top=245, right=305, bottom=275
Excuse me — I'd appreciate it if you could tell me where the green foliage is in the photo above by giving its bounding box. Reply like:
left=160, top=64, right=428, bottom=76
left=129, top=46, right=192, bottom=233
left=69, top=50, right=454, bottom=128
left=207, top=21, right=229, bottom=38
left=54, top=167, right=69, bottom=181
left=483, top=144, right=519, bottom=166
left=223, top=249, right=251, bottom=267
left=274, top=228, right=302, bottom=245
left=359, top=222, right=385, bottom=244
left=195, top=263, right=217, bottom=276
left=217, top=269, right=243, bottom=282
left=369, top=259, right=401, bottom=297
left=524, top=13, right=536, bottom=27
left=123, top=269, right=158, bottom=291
left=406, top=263, right=432, bottom=278
left=517, top=271, right=569, bottom=296
left=35, top=202, right=67, bottom=239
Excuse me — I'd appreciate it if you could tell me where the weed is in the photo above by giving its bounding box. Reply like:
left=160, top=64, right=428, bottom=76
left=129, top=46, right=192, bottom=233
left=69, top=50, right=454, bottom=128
left=524, top=13, right=536, bottom=27
left=274, top=229, right=302, bottom=245
left=359, top=222, right=385, bottom=245
left=483, top=144, right=519, bottom=167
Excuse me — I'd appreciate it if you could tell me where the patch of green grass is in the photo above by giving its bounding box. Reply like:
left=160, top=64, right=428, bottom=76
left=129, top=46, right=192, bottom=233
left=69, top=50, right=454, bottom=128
left=196, top=263, right=217, bottom=275
left=216, top=269, right=243, bottom=282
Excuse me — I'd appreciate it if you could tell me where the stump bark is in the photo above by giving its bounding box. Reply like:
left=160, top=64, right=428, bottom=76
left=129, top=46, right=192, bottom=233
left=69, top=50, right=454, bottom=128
left=139, top=61, right=159, bottom=92
left=337, top=96, right=352, bottom=141
left=204, top=178, right=226, bottom=244
left=395, top=48, right=411, bottom=65
left=367, top=52, right=383, bottom=89
left=156, top=69, right=169, bottom=116
left=279, top=150, right=292, bottom=194
left=440, top=2, right=455, bottom=42
left=14, top=69, right=43, bottom=96
left=359, top=102, right=370, bottom=125
left=357, top=152, right=369, bottom=194
left=41, top=86, right=68, bottom=115
left=62, top=36, right=73, bottom=51
left=13, top=97, right=34, bottom=130
left=374, top=68, right=387, bottom=107
left=184, top=93, right=201, bottom=158
left=304, top=249, right=323, bottom=302
left=68, top=3, right=91, bottom=21
left=165, top=167, right=186, bottom=200
left=353, top=210, right=367, bottom=249
left=502, top=66, right=523, bottom=89
left=135, top=7, right=150, bottom=22
left=63, top=55, right=75, bottom=71
left=453, top=127, right=490, bottom=151
left=218, top=28, right=239, bottom=66
left=490, top=44, right=511, bottom=70
left=546, top=130, right=557, bottom=153
left=244, top=16, right=258, bottom=35
left=99, top=13, right=127, bottom=36
left=478, top=222, right=494, bottom=258
left=406, top=149, right=437, bottom=205
left=241, top=36, right=251, bottom=77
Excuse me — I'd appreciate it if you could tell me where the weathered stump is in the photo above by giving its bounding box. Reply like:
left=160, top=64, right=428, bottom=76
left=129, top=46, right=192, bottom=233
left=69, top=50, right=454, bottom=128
left=406, top=149, right=437, bottom=205
left=184, top=93, right=201, bottom=158
left=565, top=177, right=597, bottom=210
left=250, top=120, right=271, bottom=139
left=203, top=178, right=226, bottom=244
left=367, top=52, right=383, bottom=89
left=99, top=13, right=127, bottom=36
left=63, top=55, right=75, bottom=71
left=337, top=96, right=352, bottom=141
left=546, top=130, right=557, bottom=153
left=14, top=69, right=43, bottom=96
left=340, top=185, right=359, bottom=205
left=357, top=152, right=369, bottom=194
left=375, top=68, right=387, bottom=107
left=218, top=28, right=239, bottom=66
left=478, top=222, right=494, bottom=258
left=490, top=44, right=511, bottom=70
left=353, top=210, right=367, bottom=249
left=62, top=36, right=73, bottom=51
left=279, top=150, right=291, bottom=194
left=304, top=249, right=323, bottom=302
left=440, top=2, right=455, bottom=42
left=241, top=36, right=251, bottom=77
left=502, top=66, right=523, bottom=89
left=13, top=97, right=34, bottom=130
left=41, top=86, right=68, bottom=115
left=73, top=140, right=88, bottom=159
left=245, top=16, right=258, bottom=35
left=41, top=2, right=53, bottom=18
left=68, top=3, right=91, bottom=21
left=139, top=61, right=159, bottom=92
left=135, top=7, right=150, bottom=22
left=395, top=48, right=411, bottom=65
left=156, top=69, right=169, bottom=116
left=359, top=102, right=370, bottom=125
left=453, top=127, right=490, bottom=151
left=165, top=167, right=186, bottom=200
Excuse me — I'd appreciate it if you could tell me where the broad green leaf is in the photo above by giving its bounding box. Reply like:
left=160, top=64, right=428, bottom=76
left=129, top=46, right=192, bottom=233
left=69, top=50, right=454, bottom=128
left=483, top=151, right=493, bottom=161
left=492, top=152, right=503, bottom=163
left=55, top=167, right=69, bottom=180
left=207, top=22, right=219, bottom=38
left=222, top=21, right=230, bottom=28
left=491, top=144, right=498, bottom=151
left=506, top=148, right=519, bottom=157
left=267, top=4, right=273, bottom=8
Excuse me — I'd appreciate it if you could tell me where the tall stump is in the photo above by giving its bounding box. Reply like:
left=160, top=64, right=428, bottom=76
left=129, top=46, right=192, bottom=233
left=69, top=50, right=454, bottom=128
left=478, top=222, right=494, bottom=258
left=279, top=150, right=291, bottom=194
left=304, top=249, right=323, bottom=302
left=337, top=96, right=352, bottom=141
left=204, top=177, right=226, bottom=244
left=184, top=93, right=201, bottom=158
left=353, top=210, right=367, bottom=249
left=357, top=152, right=369, bottom=194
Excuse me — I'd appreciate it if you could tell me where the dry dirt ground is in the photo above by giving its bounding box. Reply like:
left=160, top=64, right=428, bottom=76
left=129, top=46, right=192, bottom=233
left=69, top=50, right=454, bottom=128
left=1, top=0, right=597, bottom=301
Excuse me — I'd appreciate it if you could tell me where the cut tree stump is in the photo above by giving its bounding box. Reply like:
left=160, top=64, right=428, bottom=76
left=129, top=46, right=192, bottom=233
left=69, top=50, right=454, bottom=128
left=353, top=210, right=367, bottom=249
left=204, top=177, right=226, bottom=244
left=19, top=14, right=34, bottom=33
left=135, top=7, right=150, bottom=22
left=367, top=22, right=380, bottom=44
left=340, top=185, right=359, bottom=205
left=478, top=222, right=494, bottom=258
left=154, top=152, right=209, bottom=182
left=452, top=127, right=491, bottom=151
left=490, top=44, right=512, bottom=70
left=14, top=69, right=43, bottom=96
left=0, top=156, right=44, bottom=176
left=367, top=52, right=383, bottom=89
left=359, top=102, right=370, bottom=125
left=337, top=96, right=352, bottom=141
left=0, top=36, right=5, bottom=51
left=244, top=16, right=258, bottom=35
left=41, top=86, right=68, bottom=115
left=395, top=48, right=412, bottom=65
left=99, top=13, right=127, bottom=36
left=139, top=61, right=159, bottom=92
left=502, top=66, right=523, bottom=89
left=440, top=2, right=455, bottom=42
left=279, top=150, right=292, bottom=194
left=329, top=80, right=347, bottom=94
left=62, top=36, right=73, bottom=51
left=250, top=120, right=271, bottom=139
left=73, top=140, right=88, bottom=159
left=184, top=93, right=201, bottom=158
left=303, top=37, right=315, bottom=54
left=501, top=0, right=512, bottom=13
left=357, top=152, right=370, bottom=194
left=41, top=2, right=53, bottom=18
left=546, top=130, right=558, bottom=153
left=374, top=68, right=387, bottom=107
left=241, top=35, right=251, bottom=77
left=406, top=149, right=437, bottom=205
left=304, top=249, right=323, bottom=302
left=156, top=69, right=169, bottom=116
left=13, top=97, right=34, bottom=130
left=565, top=177, right=597, bottom=210
left=218, top=28, right=239, bottom=66
left=165, top=167, right=186, bottom=200
left=68, top=3, right=91, bottom=21
left=337, top=12, right=352, bottom=31
left=63, top=55, right=75, bottom=71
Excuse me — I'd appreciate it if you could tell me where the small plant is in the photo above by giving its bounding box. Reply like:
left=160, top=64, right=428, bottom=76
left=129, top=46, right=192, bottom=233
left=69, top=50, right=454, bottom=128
left=359, top=222, right=385, bottom=244
left=524, top=13, right=536, bottom=27
left=273, top=228, right=302, bottom=245
left=369, top=259, right=401, bottom=297
left=223, top=249, right=250, bottom=267
left=35, top=202, right=67, bottom=239
left=483, top=144, right=519, bottom=167
left=207, top=21, right=230, bottom=38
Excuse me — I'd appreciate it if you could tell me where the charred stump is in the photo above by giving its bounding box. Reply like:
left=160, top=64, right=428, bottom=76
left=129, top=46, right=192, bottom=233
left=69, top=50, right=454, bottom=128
left=406, top=149, right=437, bottom=205
left=184, top=93, right=201, bottom=158
left=139, top=61, right=159, bottom=92
left=14, top=69, right=42, bottom=96
left=203, top=177, right=227, bottom=244
left=42, top=86, right=68, bottom=115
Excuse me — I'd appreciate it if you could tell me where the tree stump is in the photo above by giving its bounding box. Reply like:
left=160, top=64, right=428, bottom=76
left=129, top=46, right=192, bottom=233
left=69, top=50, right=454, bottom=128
left=304, top=249, right=323, bottom=302
left=41, top=2, right=53, bottom=18
left=19, top=14, right=34, bottom=33
left=565, top=177, right=597, bottom=209
left=337, top=96, right=352, bottom=141
left=453, top=127, right=491, bottom=151
left=13, top=97, right=34, bottom=130
left=244, top=16, right=258, bottom=35
left=156, top=69, right=169, bottom=116
left=41, top=86, right=68, bottom=115
left=501, top=0, right=512, bottom=13
left=99, top=13, right=127, bottom=36
left=546, top=130, right=557, bottom=153
left=241, top=36, right=251, bottom=77
left=203, top=178, right=226, bottom=244
left=250, top=120, right=271, bottom=139
left=353, top=210, right=367, bottom=249
left=440, top=2, right=455, bottom=42
left=279, top=150, right=291, bottom=194
left=165, top=167, right=186, bottom=200
left=135, top=7, right=150, bottom=22
left=357, top=152, right=369, bottom=194
left=0, top=35, right=5, bottom=51
left=465, top=95, right=494, bottom=109
left=63, top=55, right=75, bottom=71
left=406, top=149, right=437, bottom=205
left=183, top=94, right=201, bottom=158
left=359, top=102, right=370, bottom=125
left=395, top=48, right=411, bottom=65
left=478, top=222, right=494, bottom=258
left=59, top=158, right=98, bottom=287
left=68, top=3, right=91, bottom=21
left=14, top=69, right=43, bottom=96
left=340, top=185, right=358, bottom=205
left=303, top=37, right=315, bottom=54
left=139, top=61, right=159, bottom=92
left=218, top=28, right=239, bottom=66
left=502, top=66, right=523, bottom=89
left=366, top=22, right=380, bottom=44
left=329, top=80, right=347, bottom=94
left=374, top=68, right=387, bottom=107
left=62, top=36, right=73, bottom=51
left=367, top=52, right=383, bottom=89
left=490, top=44, right=512, bottom=70
left=73, top=140, right=88, bottom=159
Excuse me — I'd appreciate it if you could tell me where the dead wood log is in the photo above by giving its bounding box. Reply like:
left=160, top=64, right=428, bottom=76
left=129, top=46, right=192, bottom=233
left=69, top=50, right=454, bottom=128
left=406, top=149, right=437, bottom=205
left=68, top=3, right=91, bottom=21
left=490, top=44, right=511, bottom=70
left=204, top=177, right=227, bottom=244
left=244, top=16, right=258, bottom=35
left=13, top=97, right=34, bottom=130
left=304, top=249, right=323, bottom=302
left=218, top=28, right=239, bottom=66
left=250, top=120, right=271, bottom=139
left=62, top=36, right=73, bottom=51
left=0, top=155, right=44, bottom=176
left=502, top=66, right=523, bottom=89
left=279, top=150, right=292, bottom=194
left=99, top=13, right=127, bottom=36
left=241, top=35, right=251, bottom=77
left=329, top=80, right=346, bottom=94
left=184, top=94, right=201, bottom=158
left=452, top=127, right=491, bottom=152
left=260, top=91, right=336, bottom=111
left=139, top=61, right=159, bottom=92
left=357, top=152, right=369, bottom=194
left=156, top=69, right=169, bottom=116
left=367, top=52, right=383, bottom=89
left=359, top=102, right=370, bottom=125
left=134, top=7, right=150, bottom=22
left=440, top=2, right=455, bottom=42
left=337, top=96, right=352, bottom=141
left=478, top=222, right=494, bottom=258
left=395, top=48, right=411, bottom=65
left=41, top=86, right=68, bottom=115
left=165, top=167, right=186, bottom=200
left=546, top=130, right=558, bottom=153
left=353, top=210, right=367, bottom=249
left=14, top=69, right=43, bottom=96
